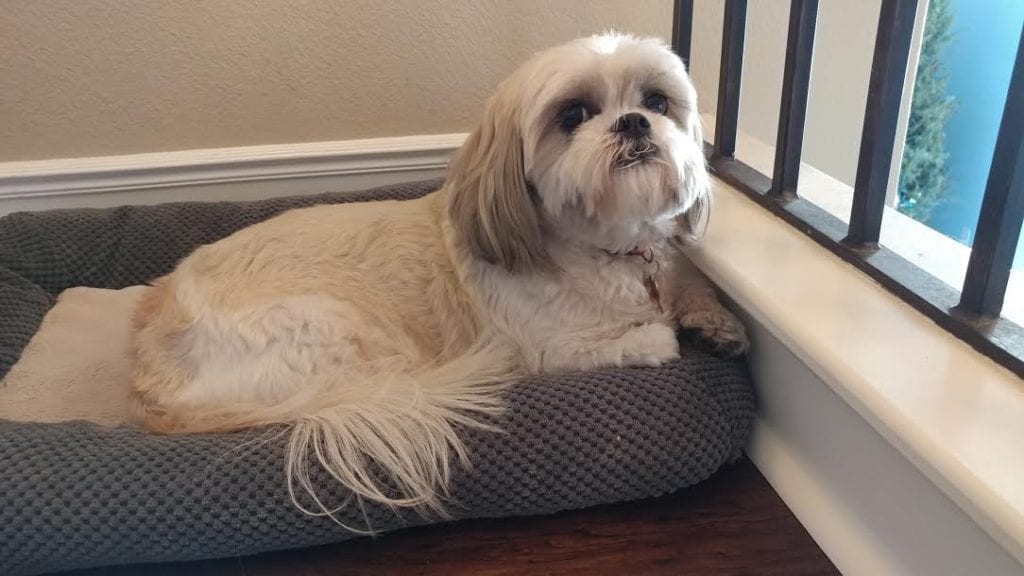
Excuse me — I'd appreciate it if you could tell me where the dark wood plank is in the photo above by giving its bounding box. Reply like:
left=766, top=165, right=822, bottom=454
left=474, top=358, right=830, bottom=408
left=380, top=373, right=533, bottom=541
left=66, top=459, right=837, bottom=575
left=65, top=557, right=245, bottom=576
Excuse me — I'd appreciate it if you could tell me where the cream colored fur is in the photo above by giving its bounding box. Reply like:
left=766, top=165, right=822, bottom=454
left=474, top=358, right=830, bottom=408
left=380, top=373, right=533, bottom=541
left=0, top=286, right=147, bottom=426
left=131, top=33, right=749, bottom=528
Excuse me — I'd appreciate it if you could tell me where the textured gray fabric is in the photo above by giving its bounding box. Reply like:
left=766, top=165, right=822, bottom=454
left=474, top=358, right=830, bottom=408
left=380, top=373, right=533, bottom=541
left=0, top=180, right=755, bottom=575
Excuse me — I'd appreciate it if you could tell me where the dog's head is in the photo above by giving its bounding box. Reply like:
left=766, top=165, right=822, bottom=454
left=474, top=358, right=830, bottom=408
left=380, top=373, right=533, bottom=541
left=448, top=33, right=710, bottom=273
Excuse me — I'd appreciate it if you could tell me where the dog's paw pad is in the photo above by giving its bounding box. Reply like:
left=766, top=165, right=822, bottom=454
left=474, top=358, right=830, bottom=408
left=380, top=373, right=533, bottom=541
left=678, top=310, right=749, bottom=357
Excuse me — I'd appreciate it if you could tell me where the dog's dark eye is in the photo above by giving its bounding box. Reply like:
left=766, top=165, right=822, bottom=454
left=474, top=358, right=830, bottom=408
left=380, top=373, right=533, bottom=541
left=643, top=93, right=669, bottom=115
left=559, top=102, right=591, bottom=132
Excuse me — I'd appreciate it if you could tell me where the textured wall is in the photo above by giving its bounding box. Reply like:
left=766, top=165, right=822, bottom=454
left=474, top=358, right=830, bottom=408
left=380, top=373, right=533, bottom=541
left=0, top=0, right=672, bottom=161
left=689, top=0, right=881, bottom=186
left=1, top=0, right=880, bottom=188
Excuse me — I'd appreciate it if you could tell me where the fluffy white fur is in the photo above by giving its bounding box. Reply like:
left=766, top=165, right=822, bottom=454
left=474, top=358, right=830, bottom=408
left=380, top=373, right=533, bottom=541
left=131, top=33, right=748, bottom=528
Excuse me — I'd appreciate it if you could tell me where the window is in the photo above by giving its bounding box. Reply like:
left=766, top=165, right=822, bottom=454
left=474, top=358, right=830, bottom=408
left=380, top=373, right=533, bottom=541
left=674, top=0, right=1024, bottom=377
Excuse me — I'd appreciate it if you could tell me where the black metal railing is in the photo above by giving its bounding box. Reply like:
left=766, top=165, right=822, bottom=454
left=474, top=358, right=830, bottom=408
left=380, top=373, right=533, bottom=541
left=673, top=0, right=1024, bottom=378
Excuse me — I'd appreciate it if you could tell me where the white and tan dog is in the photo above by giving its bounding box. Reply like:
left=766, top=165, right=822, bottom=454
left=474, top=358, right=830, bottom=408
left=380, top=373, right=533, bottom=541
left=131, top=33, right=748, bottom=525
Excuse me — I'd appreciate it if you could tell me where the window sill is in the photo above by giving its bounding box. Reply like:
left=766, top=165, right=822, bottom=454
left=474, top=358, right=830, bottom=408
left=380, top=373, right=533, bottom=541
left=689, top=175, right=1024, bottom=566
left=726, top=124, right=1024, bottom=327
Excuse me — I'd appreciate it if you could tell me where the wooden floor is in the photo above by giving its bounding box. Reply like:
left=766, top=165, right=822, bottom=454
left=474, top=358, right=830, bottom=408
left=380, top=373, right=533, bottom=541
left=68, top=459, right=837, bottom=576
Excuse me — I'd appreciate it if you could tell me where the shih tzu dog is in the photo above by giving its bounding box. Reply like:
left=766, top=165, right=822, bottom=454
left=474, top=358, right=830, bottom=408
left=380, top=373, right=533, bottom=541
left=131, top=33, right=748, bottom=525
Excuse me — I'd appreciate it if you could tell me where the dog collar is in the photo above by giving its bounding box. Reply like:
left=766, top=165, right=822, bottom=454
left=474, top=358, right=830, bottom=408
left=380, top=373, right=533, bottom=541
left=603, top=245, right=663, bottom=313
left=602, top=245, right=654, bottom=262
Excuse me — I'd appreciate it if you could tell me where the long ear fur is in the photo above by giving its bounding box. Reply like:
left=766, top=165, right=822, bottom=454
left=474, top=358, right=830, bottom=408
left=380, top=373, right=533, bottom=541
left=677, top=112, right=712, bottom=243
left=446, top=86, right=553, bottom=274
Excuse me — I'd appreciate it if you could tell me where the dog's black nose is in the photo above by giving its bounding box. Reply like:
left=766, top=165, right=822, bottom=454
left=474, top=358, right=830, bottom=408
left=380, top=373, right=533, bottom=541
left=612, top=112, right=651, bottom=138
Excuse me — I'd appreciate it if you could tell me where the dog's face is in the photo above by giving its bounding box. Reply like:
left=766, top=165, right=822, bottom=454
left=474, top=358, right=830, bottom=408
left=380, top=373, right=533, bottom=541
left=448, top=33, right=710, bottom=273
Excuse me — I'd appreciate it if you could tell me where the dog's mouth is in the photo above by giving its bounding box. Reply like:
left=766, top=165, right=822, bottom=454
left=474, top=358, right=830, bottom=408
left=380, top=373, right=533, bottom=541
left=614, top=140, right=659, bottom=169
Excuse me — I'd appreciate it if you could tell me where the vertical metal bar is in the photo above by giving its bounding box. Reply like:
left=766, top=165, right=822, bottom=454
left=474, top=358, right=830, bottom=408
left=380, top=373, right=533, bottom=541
left=671, top=0, right=695, bottom=66
left=713, top=0, right=747, bottom=160
left=957, top=28, right=1024, bottom=318
left=770, top=0, right=819, bottom=199
left=843, top=0, right=919, bottom=247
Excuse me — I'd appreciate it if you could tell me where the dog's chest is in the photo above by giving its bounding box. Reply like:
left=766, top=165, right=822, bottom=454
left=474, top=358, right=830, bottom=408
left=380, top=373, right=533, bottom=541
left=477, top=250, right=673, bottom=344
left=565, top=251, right=669, bottom=318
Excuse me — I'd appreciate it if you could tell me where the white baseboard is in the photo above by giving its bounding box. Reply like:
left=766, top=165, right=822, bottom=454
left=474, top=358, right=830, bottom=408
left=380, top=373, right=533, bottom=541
left=0, top=133, right=468, bottom=214
left=743, top=316, right=1022, bottom=576
left=691, top=174, right=1024, bottom=571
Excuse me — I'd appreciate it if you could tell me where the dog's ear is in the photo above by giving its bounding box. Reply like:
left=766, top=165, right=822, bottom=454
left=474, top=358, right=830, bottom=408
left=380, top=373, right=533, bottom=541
left=447, top=86, right=554, bottom=274
left=679, top=189, right=711, bottom=242
left=676, top=112, right=712, bottom=243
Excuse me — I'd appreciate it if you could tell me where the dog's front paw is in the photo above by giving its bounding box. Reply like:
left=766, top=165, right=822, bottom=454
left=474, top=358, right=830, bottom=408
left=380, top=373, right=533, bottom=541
left=678, top=307, right=749, bottom=357
left=619, top=322, right=681, bottom=367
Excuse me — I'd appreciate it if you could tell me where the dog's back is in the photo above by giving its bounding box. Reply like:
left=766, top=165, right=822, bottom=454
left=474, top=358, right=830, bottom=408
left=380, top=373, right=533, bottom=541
left=130, top=190, right=485, bottom=432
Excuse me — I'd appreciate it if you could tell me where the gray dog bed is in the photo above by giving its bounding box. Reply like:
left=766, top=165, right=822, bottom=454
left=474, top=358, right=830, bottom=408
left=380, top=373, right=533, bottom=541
left=0, top=179, right=755, bottom=575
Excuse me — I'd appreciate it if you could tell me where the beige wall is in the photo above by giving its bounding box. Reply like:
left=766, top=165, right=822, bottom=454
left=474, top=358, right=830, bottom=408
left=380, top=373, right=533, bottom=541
left=2, top=0, right=880, bottom=187
left=689, top=0, right=881, bottom=186
left=0, top=0, right=672, bottom=161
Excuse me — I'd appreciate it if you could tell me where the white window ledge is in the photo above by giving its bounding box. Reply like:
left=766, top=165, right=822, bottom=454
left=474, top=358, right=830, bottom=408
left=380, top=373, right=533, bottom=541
left=726, top=122, right=1024, bottom=327
left=688, top=171, right=1024, bottom=567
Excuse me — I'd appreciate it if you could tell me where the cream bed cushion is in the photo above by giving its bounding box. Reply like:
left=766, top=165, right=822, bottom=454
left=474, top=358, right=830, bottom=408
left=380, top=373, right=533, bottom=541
left=0, top=286, right=147, bottom=426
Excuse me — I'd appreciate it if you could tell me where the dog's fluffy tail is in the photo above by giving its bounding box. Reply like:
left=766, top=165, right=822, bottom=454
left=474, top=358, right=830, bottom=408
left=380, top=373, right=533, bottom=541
left=175, top=343, right=514, bottom=531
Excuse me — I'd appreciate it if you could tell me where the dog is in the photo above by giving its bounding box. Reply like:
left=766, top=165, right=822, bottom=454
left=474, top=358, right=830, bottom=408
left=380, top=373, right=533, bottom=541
left=131, top=32, right=748, bottom=526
